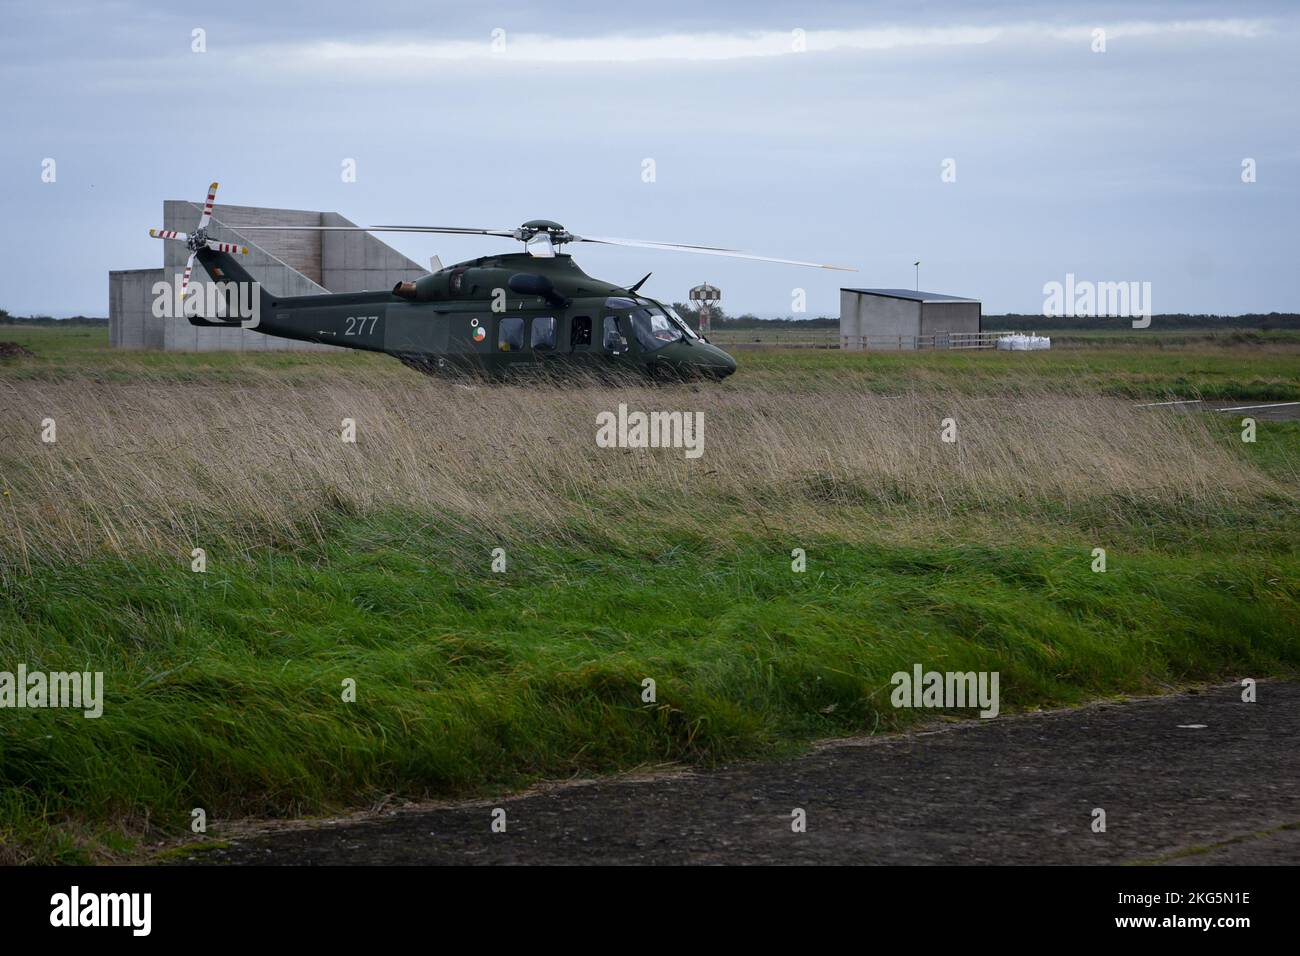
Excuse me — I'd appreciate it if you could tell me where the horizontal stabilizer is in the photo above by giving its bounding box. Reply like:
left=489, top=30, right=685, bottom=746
left=187, top=315, right=244, bottom=328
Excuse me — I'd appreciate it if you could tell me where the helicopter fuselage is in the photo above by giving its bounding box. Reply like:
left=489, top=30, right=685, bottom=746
left=197, top=249, right=737, bottom=380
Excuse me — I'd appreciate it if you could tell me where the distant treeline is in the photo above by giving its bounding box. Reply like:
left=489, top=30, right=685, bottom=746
left=989, top=313, right=1300, bottom=331
left=671, top=303, right=1300, bottom=332
left=670, top=304, right=839, bottom=329
left=0, top=310, right=108, bottom=326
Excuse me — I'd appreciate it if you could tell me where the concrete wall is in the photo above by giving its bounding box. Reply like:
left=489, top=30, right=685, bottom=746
left=920, top=302, right=981, bottom=343
left=320, top=212, right=427, bottom=293
left=109, top=269, right=166, bottom=349
left=840, top=292, right=920, bottom=349
left=115, top=202, right=431, bottom=352
left=839, top=290, right=858, bottom=346
left=203, top=203, right=323, bottom=282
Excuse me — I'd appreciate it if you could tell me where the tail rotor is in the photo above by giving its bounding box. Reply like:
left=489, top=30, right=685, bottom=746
left=148, top=181, right=249, bottom=299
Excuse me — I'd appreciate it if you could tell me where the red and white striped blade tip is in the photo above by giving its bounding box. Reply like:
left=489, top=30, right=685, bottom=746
left=197, top=182, right=220, bottom=230
left=205, top=240, right=249, bottom=255
left=179, top=254, right=197, bottom=299
left=149, top=229, right=188, bottom=241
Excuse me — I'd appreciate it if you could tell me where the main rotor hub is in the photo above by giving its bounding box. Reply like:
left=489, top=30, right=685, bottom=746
left=186, top=227, right=208, bottom=253
left=515, top=220, right=575, bottom=246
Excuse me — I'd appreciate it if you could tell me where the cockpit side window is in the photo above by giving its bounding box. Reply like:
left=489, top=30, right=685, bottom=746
left=602, top=315, right=627, bottom=353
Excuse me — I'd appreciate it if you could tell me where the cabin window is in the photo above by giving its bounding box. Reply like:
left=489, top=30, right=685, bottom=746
left=602, top=316, right=627, bottom=353
left=570, top=316, right=591, bottom=348
left=498, top=317, right=524, bottom=352
left=531, top=316, right=556, bottom=351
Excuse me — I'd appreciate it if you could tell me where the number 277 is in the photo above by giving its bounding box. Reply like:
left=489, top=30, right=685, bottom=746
left=345, top=315, right=378, bottom=335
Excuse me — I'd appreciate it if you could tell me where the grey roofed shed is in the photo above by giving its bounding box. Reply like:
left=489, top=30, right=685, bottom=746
left=839, top=287, right=982, bottom=350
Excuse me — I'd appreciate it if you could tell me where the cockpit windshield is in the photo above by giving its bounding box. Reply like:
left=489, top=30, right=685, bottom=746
left=607, top=296, right=700, bottom=351
left=665, top=305, right=701, bottom=339
left=630, top=307, right=681, bottom=351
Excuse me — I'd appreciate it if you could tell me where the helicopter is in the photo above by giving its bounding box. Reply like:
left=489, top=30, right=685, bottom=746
left=151, top=182, right=855, bottom=381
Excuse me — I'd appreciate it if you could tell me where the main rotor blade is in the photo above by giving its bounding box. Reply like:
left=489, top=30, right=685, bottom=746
left=576, top=235, right=856, bottom=271
left=578, top=235, right=742, bottom=253
left=223, top=221, right=857, bottom=270
left=232, top=225, right=517, bottom=237
left=149, top=229, right=189, bottom=241
left=196, top=182, right=220, bottom=231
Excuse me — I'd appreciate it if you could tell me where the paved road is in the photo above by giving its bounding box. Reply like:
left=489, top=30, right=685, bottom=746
left=185, top=682, right=1299, bottom=865
left=1136, top=399, right=1300, bottom=421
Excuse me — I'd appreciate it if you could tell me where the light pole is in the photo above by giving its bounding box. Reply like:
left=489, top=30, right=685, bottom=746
left=913, top=260, right=920, bottom=291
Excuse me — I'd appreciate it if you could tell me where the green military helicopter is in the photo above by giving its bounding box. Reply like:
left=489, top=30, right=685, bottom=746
left=152, top=182, right=854, bottom=381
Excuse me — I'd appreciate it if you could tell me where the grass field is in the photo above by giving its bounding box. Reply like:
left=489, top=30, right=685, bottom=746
left=3, top=325, right=1300, bottom=400
left=1, top=324, right=1297, bottom=863
left=710, top=325, right=1300, bottom=360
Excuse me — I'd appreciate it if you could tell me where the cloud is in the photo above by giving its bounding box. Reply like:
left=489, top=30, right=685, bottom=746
left=0, top=4, right=1294, bottom=316
left=245, top=18, right=1268, bottom=75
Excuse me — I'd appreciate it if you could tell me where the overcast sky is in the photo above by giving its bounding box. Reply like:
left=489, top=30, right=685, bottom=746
left=1, top=0, right=1296, bottom=317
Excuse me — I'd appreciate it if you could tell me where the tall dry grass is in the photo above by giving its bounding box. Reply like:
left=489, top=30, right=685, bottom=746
left=0, top=372, right=1282, bottom=570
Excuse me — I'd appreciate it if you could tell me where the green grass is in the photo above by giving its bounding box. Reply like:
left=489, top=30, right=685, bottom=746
left=0, top=324, right=387, bottom=384
left=2, top=512, right=1297, bottom=864
left=1048, top=329, right=1300, bottom=346
left=732, top=346, right=1300, bottom=400
left=0, top=323, right=1297, bottom=863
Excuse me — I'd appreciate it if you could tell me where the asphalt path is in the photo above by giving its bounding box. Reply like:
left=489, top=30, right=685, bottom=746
left=1135, top=399, right=1300, bottom=421
left=181, top=681, right=1299, bottom=866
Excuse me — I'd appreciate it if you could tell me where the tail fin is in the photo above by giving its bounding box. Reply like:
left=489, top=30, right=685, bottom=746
left=147, top=180, right=277, bottom=328
left=191, top=247, right=276, bottom=327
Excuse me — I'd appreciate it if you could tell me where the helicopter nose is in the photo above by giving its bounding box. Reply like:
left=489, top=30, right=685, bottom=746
left=705, top=344, right=737, bottom=378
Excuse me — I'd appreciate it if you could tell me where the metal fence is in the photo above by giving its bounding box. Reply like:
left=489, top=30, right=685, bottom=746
left=707, top=329, right=1035, bottom=351
left=707, top=328, right=840, bottom=348
left=947, top=331, right=1038, bottom=350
